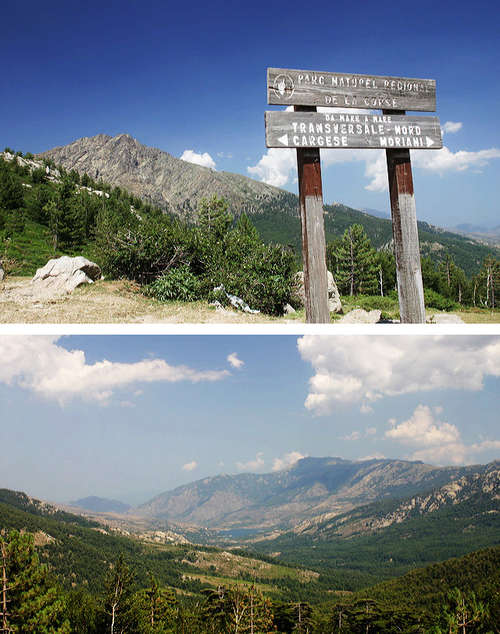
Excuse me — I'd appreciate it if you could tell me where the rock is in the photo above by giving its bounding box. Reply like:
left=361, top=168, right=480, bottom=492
left=0, top=263, right=4, bottom=282
left=427, top=313, right=465, bottom=324
left=283, top=303, right=296, bottom=315
left=293, top=271, right=343, bottom=314
left=32, top=256, right=101, bottom=295
left=340, top=308, right=382, bottom=323
left=212, top=285, right=260, bottom=314
left=327, top=271, right=342, bottom=313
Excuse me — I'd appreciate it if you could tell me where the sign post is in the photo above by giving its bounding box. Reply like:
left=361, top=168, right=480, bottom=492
left=384, top=109, right=425, bottom=323
left=266, top=68, right=441, bottom=324
left=295, top=105, right=330, bottom=323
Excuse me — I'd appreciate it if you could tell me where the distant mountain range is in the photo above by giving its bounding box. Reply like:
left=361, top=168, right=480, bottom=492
left=39, top=134, right=499, bottom=275
left=69, top=495, right=131, bottom=514
left=134, top=457, right=498, bottom=539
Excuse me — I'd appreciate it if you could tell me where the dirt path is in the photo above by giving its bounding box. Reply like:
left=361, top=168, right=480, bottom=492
left=0, top=277, right=285, bottom=324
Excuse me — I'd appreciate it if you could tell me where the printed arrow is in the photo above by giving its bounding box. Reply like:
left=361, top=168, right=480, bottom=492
left=278, top=134, right=288, bottom=146
left=426, top=136, right=434, bottom=147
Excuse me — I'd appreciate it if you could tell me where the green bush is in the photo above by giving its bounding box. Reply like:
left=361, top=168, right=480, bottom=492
left=354, top=295, right=399, bottom=312
left=145, top=265, right=201, bottom=302
left=95, top=199, right=296, bottom=315
left=424, top=288, right=457, bottom=311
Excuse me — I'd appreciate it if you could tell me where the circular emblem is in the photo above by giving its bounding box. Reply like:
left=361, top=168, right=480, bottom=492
left=273, top=74, right=294, bottom=100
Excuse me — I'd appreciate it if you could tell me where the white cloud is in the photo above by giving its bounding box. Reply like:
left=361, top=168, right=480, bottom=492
left=411, top=146, right=500, bottom=174
left=385, top=405, right=460, bottom=446
left=248, top=108, right=499, bottom=192
left=236, top=452, right=265, bottom=472
left=342, top=431, right=361, bottom=441
left=180, top=149, right=216, bottom=170
left=272, top=451, right=306, bottom=471
left=298, top=336, right=500, bottom=415
left=182, top=461, right=198, bottom=472
left=342, top=426, right=377, bottom=441
left=357, top=453, right=386, bottom=461
left=227, top=352, right=244, bottom=369
left=386, top=405, right=500, bottom=466
left=0, top=337, right=229, bottom=406
left=247, top=147, right=295, bottom=187
left=442, top=121, right=463, bottom=134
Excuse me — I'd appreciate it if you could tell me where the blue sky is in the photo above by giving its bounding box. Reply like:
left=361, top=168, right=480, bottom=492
left=0, top=335, right=499, bottom=505
left=2, top=0, right=499, bottom=228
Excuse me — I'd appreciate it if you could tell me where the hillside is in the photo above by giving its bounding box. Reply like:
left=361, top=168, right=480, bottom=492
left=39, top=134, right=499, bottom=275
left=0, top=488, right=325, bottom=602
left=135, top=457, right=489, bottom=533
left=251, top=462, right=500, bottom=581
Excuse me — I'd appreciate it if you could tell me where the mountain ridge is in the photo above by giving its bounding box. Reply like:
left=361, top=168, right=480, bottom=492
left=134, top=457, right=494, bottom=533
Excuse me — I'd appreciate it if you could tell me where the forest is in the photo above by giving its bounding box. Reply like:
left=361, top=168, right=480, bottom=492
left=1, top=488, right=499, bottom=633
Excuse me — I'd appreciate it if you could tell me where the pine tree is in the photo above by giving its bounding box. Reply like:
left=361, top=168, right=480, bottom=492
left=0, top=530, right=69, bottom=633
left=335, top=224, right=378, bottom=295
left=376, top=249, right=396, bottom=296
left=442, top=588, right=489, bottom=633
left=0, top=162, right=24, bottom=233
left=104, top=555, right=134, bottom=634
left=198, top=195, right=233, bottom=240
left=128, top=573, right=177, bottom=632
left=236, top=213, right=259, bottom=242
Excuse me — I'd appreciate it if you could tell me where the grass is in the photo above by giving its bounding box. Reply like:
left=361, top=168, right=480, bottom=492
left=181, top=572, right=282, bottom=595
left=186, top=550, right=319, bottom=583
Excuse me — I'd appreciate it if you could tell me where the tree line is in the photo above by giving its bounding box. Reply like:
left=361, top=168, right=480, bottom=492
left=327, top=223, right=499, bottom=310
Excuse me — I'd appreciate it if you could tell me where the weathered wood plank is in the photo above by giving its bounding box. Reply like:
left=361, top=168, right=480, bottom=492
left=268, top=67, right=436, bottom=111
left=295, top=105, right=330, bottom=324
left=265, top=111, right=442, bottom=149
left=386, top=147, right=426, bottom=323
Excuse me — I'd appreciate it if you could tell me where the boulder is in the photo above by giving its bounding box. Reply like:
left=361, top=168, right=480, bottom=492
left=327, top=271, right=342, bottom=313
left=32, top=256, right=101, bottom=294
left=293, top=271, right=342, bottom=314
left=340, top=308, right=382, bottom=323
left=427, top=313, right=465, bottom=324
left=0, top=263, right=4, bottom=282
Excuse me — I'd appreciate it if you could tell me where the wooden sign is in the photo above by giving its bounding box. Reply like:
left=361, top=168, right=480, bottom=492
left=268, top=67, right=436, bottom=112
left=265, top=111, right=442, bottom=149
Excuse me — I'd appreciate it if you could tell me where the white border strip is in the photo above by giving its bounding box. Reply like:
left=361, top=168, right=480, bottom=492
left=1, top=323, right=499, bottom=336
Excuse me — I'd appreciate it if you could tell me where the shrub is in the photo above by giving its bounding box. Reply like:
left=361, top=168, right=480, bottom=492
left=145, top=265, right=201, bottom=302
left=354, top=295, right=399, bottom=312
left=424, top=288, right=457, bottom=311
left=96, top=197, right=296, bottom=315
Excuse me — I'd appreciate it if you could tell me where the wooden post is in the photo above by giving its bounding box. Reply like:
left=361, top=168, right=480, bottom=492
left=384, top=109, right=426, bottom=323
left=295, top=105, right=330, bottom=323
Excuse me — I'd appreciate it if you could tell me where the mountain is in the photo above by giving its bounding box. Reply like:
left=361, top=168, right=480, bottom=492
left=39, top=133, right=297, bottom=223
left=251, top=461, right=500, bottom=580
left=450, top=223, right=500, bottom=248
left=136, top=457, right=490, bottom=533
left=69, top=495, right=131, bottom=514
left=361, top=207, right=390, bottom=219
left=292, top=459, right=500, bottom=538
left=39, top=134, right=499, bottom=275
